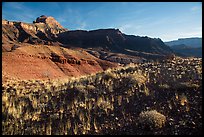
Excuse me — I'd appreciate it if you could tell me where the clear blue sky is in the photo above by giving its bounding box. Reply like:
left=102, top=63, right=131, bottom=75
left=2, top=2, right=202, bottom=41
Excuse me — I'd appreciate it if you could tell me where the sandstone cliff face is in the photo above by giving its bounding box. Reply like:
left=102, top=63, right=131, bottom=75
left=34, top=15, right=66, bottom=33
left=19, top=22, right=37, bottom=32
left=2, top=20, right=9, bottom=25
left=2, top=16, right=68, bottom=46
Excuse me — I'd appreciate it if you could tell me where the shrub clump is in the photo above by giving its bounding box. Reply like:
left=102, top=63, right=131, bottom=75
left=138, top=110, right=166, bottom=130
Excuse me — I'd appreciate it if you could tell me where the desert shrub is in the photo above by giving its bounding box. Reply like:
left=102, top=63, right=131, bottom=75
left=103, top=71, right=117, bottom=81
left=86, top=85, right=95, bottom=91
left=174, top=82, right=199, bottom=89
left=75, top=84, right=86, bottom=92
left=179, top=93, right=188, bottom=106
left=158, top=84, right=170, bottom=89
left=138, top=110, right=166, bottom=130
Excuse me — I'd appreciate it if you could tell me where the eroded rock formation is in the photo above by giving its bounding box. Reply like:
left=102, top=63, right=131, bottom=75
left=2, top=15, right=68, bottom=46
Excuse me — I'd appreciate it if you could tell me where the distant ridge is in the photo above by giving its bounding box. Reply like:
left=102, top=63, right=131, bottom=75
left=165, top=37, right=202, bottom=58
left=165, top=37, right=202, bottom=48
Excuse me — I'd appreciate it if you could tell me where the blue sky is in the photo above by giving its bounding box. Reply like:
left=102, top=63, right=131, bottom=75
left=2, top=2, right=202, bottom=41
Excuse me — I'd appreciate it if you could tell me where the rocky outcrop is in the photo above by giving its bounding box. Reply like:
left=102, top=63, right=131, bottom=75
left=34, top=15, right=66, bottom=33
left=2, top=20, right=8, bottom=25
left=2, top=20, right=14, bottom=25
left=50, top=52, right=98, bottom=66
left=19, top=22, right=37, bottom=32
left=51, top=53, right=67, bottom=64
left=33, top=15, right=67, bottom=37
left=2, top=15, right=68, bottom=46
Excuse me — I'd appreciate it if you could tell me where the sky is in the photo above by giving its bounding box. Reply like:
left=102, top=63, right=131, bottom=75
left=2, top=2, right=202, bottom=41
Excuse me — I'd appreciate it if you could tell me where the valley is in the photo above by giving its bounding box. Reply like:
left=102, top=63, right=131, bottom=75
left=2, top=15, right=202, bottom=135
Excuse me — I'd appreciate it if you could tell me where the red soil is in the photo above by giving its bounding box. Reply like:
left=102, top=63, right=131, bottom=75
left=2, top=45, right=118, bottom=82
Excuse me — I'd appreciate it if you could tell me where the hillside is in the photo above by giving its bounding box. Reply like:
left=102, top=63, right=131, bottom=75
left=170, top=44, right=202, bottom=58
left=2, top=16, right=118, bottom=81
left=2, top=57, right=202, bottom=135
left=2, top=44, right=118, bottom=82
left=165, top=38, right=202, bottom=58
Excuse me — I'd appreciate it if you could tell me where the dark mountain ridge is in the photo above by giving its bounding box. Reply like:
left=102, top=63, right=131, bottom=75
left=57, top=28, right=173, bottom=57
left=3, top=16, right=175, bottom=63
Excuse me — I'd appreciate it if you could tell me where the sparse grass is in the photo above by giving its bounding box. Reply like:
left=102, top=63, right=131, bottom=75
left=2, top=57, right=202, bottom=135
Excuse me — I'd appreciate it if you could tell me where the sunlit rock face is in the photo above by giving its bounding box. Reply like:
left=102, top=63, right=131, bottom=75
left=20, top=22, right=37, bottom=32
left=2, top=20, right=9, bottom=25
left=34, top=15, right=68, bottom=34
left=2, top=15, right=68, bottom=45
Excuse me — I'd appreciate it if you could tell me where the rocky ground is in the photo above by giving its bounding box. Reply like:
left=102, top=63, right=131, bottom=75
left=2, top=57, right=202, bottom=135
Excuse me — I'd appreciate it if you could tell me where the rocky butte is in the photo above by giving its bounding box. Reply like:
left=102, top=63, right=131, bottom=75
left=2, top=15, right=68, bottom=47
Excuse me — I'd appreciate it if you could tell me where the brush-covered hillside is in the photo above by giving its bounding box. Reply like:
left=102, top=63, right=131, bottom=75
left=2, top=57, right=202, bottom=135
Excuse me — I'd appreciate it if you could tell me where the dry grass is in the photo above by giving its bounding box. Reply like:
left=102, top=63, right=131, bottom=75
left=2, top=57, right=202, bottom=135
